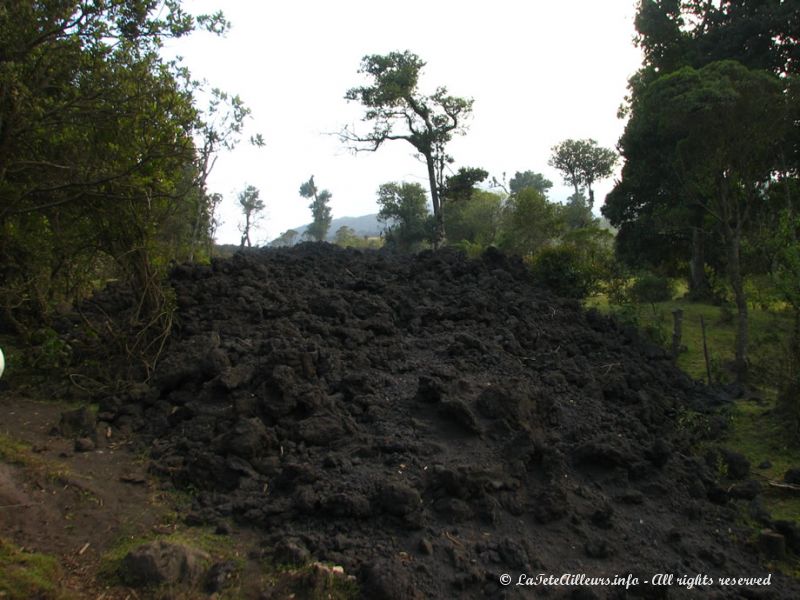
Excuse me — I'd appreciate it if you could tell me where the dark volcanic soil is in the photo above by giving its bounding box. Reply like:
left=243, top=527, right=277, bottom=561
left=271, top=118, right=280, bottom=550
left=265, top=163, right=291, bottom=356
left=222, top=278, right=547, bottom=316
left=85, top=244, right=798, bottom=598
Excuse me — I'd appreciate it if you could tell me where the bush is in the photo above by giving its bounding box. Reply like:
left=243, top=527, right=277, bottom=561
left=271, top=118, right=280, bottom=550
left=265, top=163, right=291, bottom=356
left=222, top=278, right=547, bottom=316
left=603, top=261, right=634, bottom=306
left=528, top=246, right=595, bottom=299
left=629, top=272, right=674, bottom=305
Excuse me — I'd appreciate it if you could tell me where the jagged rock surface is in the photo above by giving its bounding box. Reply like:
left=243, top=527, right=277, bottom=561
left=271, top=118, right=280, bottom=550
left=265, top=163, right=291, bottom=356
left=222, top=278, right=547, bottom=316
left=93, top=244, right=796, bottom=599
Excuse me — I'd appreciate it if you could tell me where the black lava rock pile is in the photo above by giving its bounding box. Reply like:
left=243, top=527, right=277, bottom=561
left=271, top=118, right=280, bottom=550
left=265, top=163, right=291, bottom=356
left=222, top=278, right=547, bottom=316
left=93, top=244, right=798, bottom=599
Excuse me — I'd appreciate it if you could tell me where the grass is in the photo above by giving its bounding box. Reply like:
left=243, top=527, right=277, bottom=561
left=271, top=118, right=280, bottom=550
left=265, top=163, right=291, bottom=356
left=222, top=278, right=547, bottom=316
left=97, top=526, right=359, bottom=600
left=586, top=288, right=800, bottom=527
left=0, top=538, right=67, bottom=600
left=727, top=400, right=800, bottom=523
left=0, top=434, right=37, bottom=467
left=0, top=432, right=74, bottom=485
left=97, top=525, right=235, bottom=583
left=585, top=292, right=794, bottom=385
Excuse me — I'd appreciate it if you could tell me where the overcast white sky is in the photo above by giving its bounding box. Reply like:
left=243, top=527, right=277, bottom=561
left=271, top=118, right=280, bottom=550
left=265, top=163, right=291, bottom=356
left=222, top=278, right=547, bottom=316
left=166, top=1, right=643, bottom=245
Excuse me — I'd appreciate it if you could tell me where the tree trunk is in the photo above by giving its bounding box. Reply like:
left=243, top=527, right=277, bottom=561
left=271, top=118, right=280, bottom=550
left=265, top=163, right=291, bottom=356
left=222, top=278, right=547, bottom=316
left=726, top=228, right=749, bottom=381
left=424, top=152, right=445, bottom=248
left=689, top=226, right=711, bottom=300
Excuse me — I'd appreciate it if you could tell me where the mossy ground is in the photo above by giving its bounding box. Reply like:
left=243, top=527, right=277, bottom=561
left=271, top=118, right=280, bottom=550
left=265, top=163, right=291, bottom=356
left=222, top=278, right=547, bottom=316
left=97, top=525, right=359, bottom=600
left=0, top=538, right=68, bottom=600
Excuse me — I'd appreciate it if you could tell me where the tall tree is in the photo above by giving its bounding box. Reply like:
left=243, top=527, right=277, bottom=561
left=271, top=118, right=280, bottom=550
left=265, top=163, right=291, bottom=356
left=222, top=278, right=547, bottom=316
left=609, top=0, right=800, bottom=305
left=376, top=182, right=432, bottom=251
left=635, top=0, right=800, bottom=78
left=618, top=60, right=786, bottom=379
left=342, top=51, right=473, bottom=246
left=299, top=176, right=333, bottom=242
left=509, top=171, right=553, bottom=197
left=561, top=193, right=597, bottom=230
left=549, top=139, right=617, bottom=208
left=238, top=185, right=265, bottom=248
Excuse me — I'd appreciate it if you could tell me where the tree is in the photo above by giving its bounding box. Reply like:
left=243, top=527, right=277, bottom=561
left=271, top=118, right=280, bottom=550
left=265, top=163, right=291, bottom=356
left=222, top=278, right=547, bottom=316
left=299, top=176, right=333, bottom=242
left=509, top=171, right=553, bottom=197
left=271, top=229, right=299, bottom=247
left=610, top=0, right=800, bottom=303
left=615, top=60, right=786, bottom=379
left=238, top=185, right=265, bottom=248
left=549, top=139, right=617, bottom=208
left=498, top=189, right=564, bottom=258
left=334, top=226, right=360, bottom=247
left=376, top=182, right=433, bottom=251
left=443, top=167, right=489, bottom=203
left=446, top=190, right=503, bottom=247
left=635, top=0, right=800, bottom=78
left=0, top=1, right=256, bottom=339
left=773, top=210, right=800, bottom=438
left=342, top=51, right=473, bottom=245
left=561, top=193, right=596, bottom=230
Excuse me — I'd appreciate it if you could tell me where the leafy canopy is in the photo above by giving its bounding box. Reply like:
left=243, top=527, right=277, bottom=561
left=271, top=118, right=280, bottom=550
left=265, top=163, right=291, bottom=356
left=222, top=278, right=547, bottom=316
left=299, top=176, right=333, bottom=242
left=549, top=139, right=617, bottom=207
left=342, top=51, right=473, bottom=244
left=376, top=182, right=432, bottom=251
left=238, top=185, right=265, bottom=248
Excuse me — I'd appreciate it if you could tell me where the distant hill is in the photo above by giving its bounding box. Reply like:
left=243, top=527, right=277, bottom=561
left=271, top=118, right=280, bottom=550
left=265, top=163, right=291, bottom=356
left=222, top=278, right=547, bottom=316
left=272, top=214, right=383, bottom=245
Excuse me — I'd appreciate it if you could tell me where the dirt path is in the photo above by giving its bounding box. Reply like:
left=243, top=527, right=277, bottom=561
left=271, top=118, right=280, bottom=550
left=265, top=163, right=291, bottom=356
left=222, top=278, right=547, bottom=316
left=0, top=393, right=168, bottom=598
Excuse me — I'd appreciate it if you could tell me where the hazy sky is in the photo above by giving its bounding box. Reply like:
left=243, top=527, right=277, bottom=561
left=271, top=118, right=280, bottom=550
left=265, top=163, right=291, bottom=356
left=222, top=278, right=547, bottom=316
left=166, top=1, right=643, bottom=245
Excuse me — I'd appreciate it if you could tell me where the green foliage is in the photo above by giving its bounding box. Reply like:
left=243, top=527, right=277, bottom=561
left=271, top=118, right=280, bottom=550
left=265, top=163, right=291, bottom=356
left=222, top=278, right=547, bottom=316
left=508, top=171, right=553, bottom=197
left=629, top=272, right=675, bottom=305
left=561, top=193, right=595, bottom=230
left=770, top=211, right=800, bottom=442
left=332, top=226, right=381, bottom=249
left=342, top=51, right=473, bottom=244
left=445, top=190, right=503, bottom=248
left=299, top=176, right=333, bottom=242
left=549, top=139, right=617, bottom=207
left=634, top=0, right=799, bottom=77
left=376, top=182, right=433, bottom=251
left=451, top=240, right=487, bottom=259
left=238, top=185, right=265, bottom=248
left=0, top=538, right=63, bottom=600
left=443, top=167, right=488, bottom=203
left=611, top=0, right=799, bottom=313
left=604, top=263, right=634, bottom=307
left=528, top=246, right=594, bottom=300
left=26, top=328, right=73, bottom=371
left=773, top=212, right=800, bottom=311
left=498, top=189, right=563, bottom=258
left=609, top=59, right=788, bottom=377
left=0, top=2, right=254, bottom=335
left=271, top=229, right=300, bottom=247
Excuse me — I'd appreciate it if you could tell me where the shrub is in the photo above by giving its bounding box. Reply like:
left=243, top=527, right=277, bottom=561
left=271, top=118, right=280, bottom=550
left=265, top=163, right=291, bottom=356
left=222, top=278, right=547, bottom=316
left=629, top=272, right=674, bottom=305
left=604, top=261, right=634, bottom=306
left=528, top=246, right=595, bottom=299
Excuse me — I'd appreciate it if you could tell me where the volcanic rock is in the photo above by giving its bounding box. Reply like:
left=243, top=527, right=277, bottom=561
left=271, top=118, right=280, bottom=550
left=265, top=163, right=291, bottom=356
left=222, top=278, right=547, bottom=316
left=85, top=244, right=798, bottom=599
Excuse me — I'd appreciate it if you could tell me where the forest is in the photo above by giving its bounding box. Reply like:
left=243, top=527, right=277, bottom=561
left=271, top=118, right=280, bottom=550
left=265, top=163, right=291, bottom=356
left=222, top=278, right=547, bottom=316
left=1, top=1, right=800, bottom=598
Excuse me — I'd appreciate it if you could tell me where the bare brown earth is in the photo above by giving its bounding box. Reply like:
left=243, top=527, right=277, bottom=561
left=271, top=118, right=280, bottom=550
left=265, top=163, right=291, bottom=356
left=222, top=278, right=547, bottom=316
left=0, top=395, right=160, bottom=598
left=3, top=243, right=800, bottom=599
